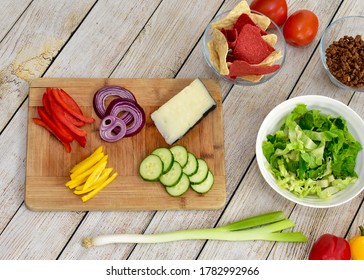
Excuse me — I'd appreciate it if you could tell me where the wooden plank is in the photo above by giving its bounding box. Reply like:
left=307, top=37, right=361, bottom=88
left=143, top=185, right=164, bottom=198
left=0, top=101, right=28, bottom=233
left=0, top=204, right=83, bottom=259
left=109, top=0, right=223, bottom=79
left=56, top=211, right=155, bottom=260
left=0, top=0, right=96, bottom=133
left=26, top=78, right=225, bottom=211
left=44, top=0, right=162, bottom=78
left=346, top=192, right=364, bottom=242
left=0, top=0, right=162, bottom=259
left=0, top=0, right=32, bottom=41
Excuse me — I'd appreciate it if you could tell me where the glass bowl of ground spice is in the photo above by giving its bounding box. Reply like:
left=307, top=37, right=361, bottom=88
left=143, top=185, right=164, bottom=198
left=320, top=16, right=364, bottom=91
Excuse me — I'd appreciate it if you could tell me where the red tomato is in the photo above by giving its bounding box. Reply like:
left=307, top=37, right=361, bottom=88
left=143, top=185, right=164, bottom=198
left=250, top=0, right=288, bottom=26
left=283, top=10, right=319, bottom=46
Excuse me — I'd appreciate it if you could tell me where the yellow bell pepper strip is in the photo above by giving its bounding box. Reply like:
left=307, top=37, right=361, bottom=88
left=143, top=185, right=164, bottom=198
left=81, top=172, right=118, bottom=202
left=74, top=183, right=86, bottom=192
left=71, top=152, right=105, bottom=179
left=71, top=146, right=103, bottom=173
left=66, top=177, right=87, bottom=190
left=70, top=146, right=103, bottom=174
left=349, top=225, right=364, bottom=260
left=66, top=155, right=108, bottom=188
left=73, top=168, right=113, bottom=195
left=82, top=161, right=108, bottom=191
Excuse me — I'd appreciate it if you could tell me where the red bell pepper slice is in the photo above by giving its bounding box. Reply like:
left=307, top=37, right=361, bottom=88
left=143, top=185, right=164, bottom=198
left=42, top=92, right=52, bottom=116
left=34, top=116, right=72, bottom=153
left=44, top=91, right=85, bottom=127
left=72, top=133, right=87, bottom=148
left=47, top=90, right=87, bottom=137
left=53, top=88, right=95, bottom=124
left=64, top=111, right=85, bottom=127
left=37, top=107, right=73, bottom=143
left=41, top=93, right=75, bottom=141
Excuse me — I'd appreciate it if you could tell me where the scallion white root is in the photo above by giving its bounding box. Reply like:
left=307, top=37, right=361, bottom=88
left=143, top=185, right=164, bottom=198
left=82, top=211, right=307, bottom=248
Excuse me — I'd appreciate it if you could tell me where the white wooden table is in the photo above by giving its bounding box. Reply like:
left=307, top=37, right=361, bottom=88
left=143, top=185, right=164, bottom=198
left=1, top=0, right=363, bottom=260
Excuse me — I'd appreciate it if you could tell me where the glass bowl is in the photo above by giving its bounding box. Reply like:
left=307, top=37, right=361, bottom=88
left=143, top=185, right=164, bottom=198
left=202, top=10, right=286, bottom=86
left=256, top=95, right=364, bottom=208
left=319, top=16, right=364, bottom=92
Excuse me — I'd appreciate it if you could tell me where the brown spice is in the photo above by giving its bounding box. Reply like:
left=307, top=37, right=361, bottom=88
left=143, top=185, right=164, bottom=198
left=325, top=35, right=364, bottom=88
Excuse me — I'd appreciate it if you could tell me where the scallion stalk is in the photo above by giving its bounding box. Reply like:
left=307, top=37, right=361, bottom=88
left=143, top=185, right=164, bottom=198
left=82, top=211, right=307, bottom=248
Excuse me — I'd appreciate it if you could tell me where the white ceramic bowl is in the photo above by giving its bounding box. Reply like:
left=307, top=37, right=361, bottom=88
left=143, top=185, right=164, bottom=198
left=256, top=95, right=364, bottom=208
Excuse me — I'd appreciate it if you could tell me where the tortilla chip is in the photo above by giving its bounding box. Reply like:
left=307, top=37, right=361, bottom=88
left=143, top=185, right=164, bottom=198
left=212, top=28, right=229, bottom=75
left=233, top=13, right=256, bottom=32
left=262, top=34, right=277, bottom=47
left=207, top=41, right=220, bottom=70
left=233, top=13, right=267, bottom=35
left=210, top=1, right=250, bottom=30
left=249, top=13, right=271, bottom=31
left=259, top=50, right=282, bottom=66
left=233, top=24, right=275, bottom=64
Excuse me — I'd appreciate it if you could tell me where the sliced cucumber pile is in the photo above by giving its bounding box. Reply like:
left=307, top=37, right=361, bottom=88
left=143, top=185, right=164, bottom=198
left=139, top=145, right=214, bottom=196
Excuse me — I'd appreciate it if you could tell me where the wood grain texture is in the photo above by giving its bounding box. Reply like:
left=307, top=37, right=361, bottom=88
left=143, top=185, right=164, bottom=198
left=0, top=0, right=32, bottom=41
left=267, top=0, right=364, bottom=260
left=127, top=0, right=345, bottom=260
left=0, top=0, right=96, bottom=132
left=46, top=0, right=162, bottom=78
left=1, top=0, right=363, bottom=261
left=59, top=0, right=226, bottom=260
left=0, top=0, right=164, bottom=260
left=110, top=0, right=223, bottom=79
left=0, top=101, right=28, bottom=233
left=26, top=78, right=226, bottom=211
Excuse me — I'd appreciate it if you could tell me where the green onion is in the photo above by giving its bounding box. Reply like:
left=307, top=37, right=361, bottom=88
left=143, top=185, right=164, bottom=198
left=82, top=211, right=307, bottom=248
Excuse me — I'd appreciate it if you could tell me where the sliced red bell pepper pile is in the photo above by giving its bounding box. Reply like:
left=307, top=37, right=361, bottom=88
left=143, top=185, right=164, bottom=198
left=33, top=87, right=95, bottom=153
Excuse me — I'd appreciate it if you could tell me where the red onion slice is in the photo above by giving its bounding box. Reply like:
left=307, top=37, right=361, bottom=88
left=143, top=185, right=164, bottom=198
left=105, top=98, right=135, bottom=125
left=99, top=115, right=127, bottom=142
left=93, top=86, right=136, bottom=119
left=106, top=98, right=146, bottom=137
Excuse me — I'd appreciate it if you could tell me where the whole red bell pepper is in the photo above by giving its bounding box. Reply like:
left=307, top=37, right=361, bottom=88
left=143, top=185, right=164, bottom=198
left=309, top=233, right=351, bottom=260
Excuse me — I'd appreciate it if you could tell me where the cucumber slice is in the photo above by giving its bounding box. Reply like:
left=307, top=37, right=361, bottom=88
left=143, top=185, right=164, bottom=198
left=160, top=161, right=183, bottom=187
left=170, top=145, right=188, bottom=168
left=139, top=154, right=163, bottom=181
left=189, top=158, right=209, bottom=184
left=182, top=152, right=198, bottom=176
left=191, top=171, right=214, bottom=193
left=165, top=173, right=190, bottom=197
left=151, top=147, right=173, bottom=173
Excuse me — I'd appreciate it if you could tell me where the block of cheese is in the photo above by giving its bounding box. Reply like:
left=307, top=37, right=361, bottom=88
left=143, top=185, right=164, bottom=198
left=151, top=78, right=216, bottom=145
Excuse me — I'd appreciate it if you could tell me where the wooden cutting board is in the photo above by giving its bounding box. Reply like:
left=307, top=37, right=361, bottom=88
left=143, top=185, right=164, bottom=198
left=25, top=78, right=226, bottom=211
